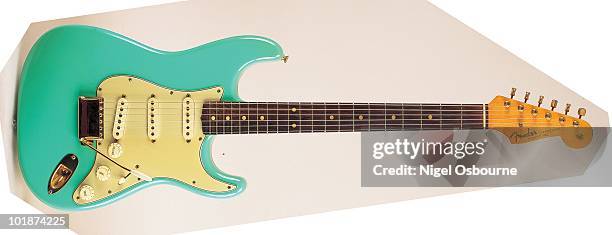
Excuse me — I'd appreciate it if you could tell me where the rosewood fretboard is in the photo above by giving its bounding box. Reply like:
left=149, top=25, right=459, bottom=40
left=201, top=102, right=488, bottom=135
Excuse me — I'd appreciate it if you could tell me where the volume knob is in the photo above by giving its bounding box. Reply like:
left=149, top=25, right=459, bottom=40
left=96, top=166, right=111, bottom=181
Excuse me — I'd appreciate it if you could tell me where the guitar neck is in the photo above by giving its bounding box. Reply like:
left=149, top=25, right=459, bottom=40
left=201, top=102, right=488, bottom=134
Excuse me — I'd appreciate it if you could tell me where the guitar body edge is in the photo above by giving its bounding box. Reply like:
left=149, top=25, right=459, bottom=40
left=17, top=25, right=284, bottom=211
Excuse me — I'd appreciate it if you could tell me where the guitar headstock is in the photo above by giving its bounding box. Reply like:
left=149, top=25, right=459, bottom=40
left=488, top=88, right=592, bottom=149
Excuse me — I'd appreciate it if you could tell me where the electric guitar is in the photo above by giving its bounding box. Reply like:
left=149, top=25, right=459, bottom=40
left=17, top=25, right=592, bottom=211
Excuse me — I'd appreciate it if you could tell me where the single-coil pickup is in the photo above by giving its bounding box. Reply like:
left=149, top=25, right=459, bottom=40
left=147, top=97, right=160, bottom=141
left=182, top=96, right=194, bottom=142
left=112, top=97, right=128, bottom=139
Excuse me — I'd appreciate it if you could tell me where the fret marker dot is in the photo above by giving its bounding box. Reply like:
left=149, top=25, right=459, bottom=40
left=391, top=115, right=396, bottom=120
left=260, top=116, right=265, bottom=120
left=225, top=116, right=231, bottom=120
left=358, top=115, right=364, bottom=120
left=329, top=115, right=334, bottom=120
left=292, top=123, right=297, bottom=128
left=241, top=116, right=247, bottom=120
left=291, top=107, right=297, bottom=112
left=211, top=116, right=216, bottom=121
left=427, top=114, right=433, bottom=120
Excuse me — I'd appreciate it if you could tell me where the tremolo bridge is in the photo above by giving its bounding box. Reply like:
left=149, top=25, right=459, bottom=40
left=78, top=97, right=104, bottom=142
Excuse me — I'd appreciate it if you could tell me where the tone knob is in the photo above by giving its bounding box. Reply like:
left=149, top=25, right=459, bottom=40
left=108, top=143, right=123, bottom=158
left=78, top=185, right=95, bottom=201
left=96, top=166, right=111, bottom=181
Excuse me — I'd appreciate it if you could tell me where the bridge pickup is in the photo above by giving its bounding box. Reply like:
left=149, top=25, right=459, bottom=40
left=78, top=96, right=104, bottom=141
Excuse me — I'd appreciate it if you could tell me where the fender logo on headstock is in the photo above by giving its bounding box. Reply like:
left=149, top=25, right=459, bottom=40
left=488, top=88, right=593, bottom=149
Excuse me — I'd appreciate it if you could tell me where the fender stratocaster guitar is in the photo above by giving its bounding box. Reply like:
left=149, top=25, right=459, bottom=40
left=17, top=25, right=592, bottom=211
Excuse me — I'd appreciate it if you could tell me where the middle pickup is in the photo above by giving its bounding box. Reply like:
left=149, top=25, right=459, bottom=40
left=147, top=96, right=160, bottom=141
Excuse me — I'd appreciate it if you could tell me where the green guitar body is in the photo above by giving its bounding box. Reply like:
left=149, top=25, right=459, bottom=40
left=17, top=25, right=284, bottom=211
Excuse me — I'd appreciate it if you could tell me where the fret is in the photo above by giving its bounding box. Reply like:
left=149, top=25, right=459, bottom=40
left=289, top=102, right=300, bottom=133
left=386, top=103, right=403, bottom=131
left=277, top=103, right=290, bottom=133
left=211, top=102, right=219, bottom=134
left=402, top=104, right=421, bottom=129
left=255, top=103, right=265, bottom=133
left=267, top=102, right=279, bottom=133
left=339, top=102, right=353, bottom=132
left=460, top=105, right=484, bottom=130
left=223, top=102, right=233, bottom=134
left=238, top=103, right=247, bottom=134
left=354, top=103, right=369, bottom=132
left=311, top=102, right=326, bottom=133
left=230, top=102, right=240, bottom=134
left=201, top=102, right=211, bottom=134
left=369, top=103, right=386, bottom=131
left=421, top=104, right=441, bottom=130
left=247, top=103, right=257, bottom=134
left=324, top=102, right=340, bottom=132
left=300, top=103, right=314, bottom=133
left=441, top=104, right=461, bottom=129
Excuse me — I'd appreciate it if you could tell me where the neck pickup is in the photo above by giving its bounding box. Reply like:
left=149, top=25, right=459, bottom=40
left=78, top=96, right=104, bottom=142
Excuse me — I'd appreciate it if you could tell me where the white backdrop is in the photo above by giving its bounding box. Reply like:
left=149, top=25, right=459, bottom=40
left=0, top=1, right=610, bottom=234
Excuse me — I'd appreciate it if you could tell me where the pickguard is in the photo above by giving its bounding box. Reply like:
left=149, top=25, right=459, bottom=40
left=73, top=75, right=235, bottom=205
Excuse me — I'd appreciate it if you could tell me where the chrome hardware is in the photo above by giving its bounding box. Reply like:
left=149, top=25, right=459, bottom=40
left=524, top=92, right=530, bottom=103
left=545, top=112, right=552, bottom=120
left=518, top=105, right=525, bottom=111
left=531, top=108, right=538, bottom=116
left=565, top=104, right=571, bottom=115
left=510, top=88, right=517, bottom=99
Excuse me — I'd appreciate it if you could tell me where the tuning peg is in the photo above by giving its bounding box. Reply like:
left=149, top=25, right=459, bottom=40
left=523, top=92, right=531, bottom=103
left=578, top=108, right=587, bottom=119
left=565, top=104, right=571, bottom=115
left=550, top=100, right=558, bottom=111
left=537, top=96, right=544, bottom=107
left=510, top=88, right=517, bottom=99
